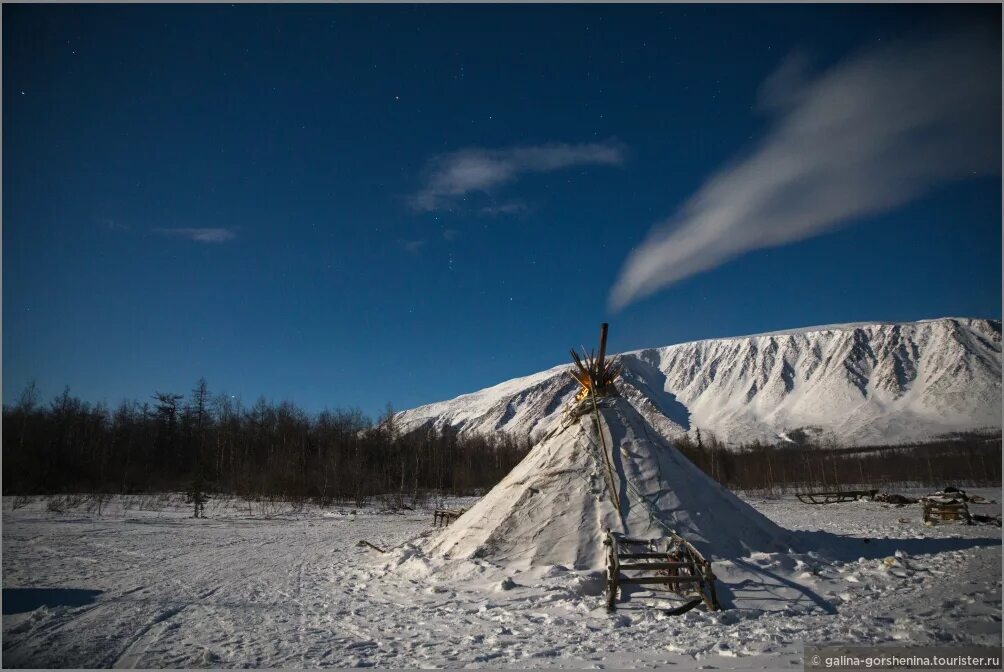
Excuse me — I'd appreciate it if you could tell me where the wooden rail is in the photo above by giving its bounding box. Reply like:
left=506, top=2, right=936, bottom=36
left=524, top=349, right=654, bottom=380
left=796, top=489, right=878, bottom=505
left=432, top=508, right=466, bottom=527
left=603, top=530, right=721, bottom=614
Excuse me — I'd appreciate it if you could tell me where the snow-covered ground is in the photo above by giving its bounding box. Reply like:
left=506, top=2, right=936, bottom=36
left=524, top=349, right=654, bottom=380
left=3, top=490, right=1001, bottom=669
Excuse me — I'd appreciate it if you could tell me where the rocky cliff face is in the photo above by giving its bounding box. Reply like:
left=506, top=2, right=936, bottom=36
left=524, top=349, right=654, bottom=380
left=395, top=318, right=1002, bottom=447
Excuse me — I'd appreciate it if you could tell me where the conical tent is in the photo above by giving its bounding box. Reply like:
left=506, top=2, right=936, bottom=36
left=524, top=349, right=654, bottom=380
left=424, top=325, right=796, bottom=571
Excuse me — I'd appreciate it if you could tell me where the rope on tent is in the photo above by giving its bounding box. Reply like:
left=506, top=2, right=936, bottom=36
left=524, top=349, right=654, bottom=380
left=589, top=385, right=622, bottom=518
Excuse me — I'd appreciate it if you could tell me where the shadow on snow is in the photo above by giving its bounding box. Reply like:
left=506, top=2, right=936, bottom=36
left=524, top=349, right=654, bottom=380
left=2, top=587, right=103, bottom=615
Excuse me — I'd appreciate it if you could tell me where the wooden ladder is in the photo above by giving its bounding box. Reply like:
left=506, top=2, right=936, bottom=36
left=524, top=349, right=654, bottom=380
left=603, top=530, right=721, bottom=614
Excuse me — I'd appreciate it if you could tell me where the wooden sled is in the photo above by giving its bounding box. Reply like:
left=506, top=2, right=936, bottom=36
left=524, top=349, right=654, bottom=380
left=432, top=508, right=466, bottom=527
left=603, top=530, right=721, bottom=614
left=795, top=489, right=878, bottom=505
left=873, top=492, right=919, bottom=506
left=921, top=497, right=971, bottom=525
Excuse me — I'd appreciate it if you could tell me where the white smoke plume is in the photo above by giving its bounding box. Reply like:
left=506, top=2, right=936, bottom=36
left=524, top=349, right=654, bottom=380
left=610, top=28, right=1000, bottom=311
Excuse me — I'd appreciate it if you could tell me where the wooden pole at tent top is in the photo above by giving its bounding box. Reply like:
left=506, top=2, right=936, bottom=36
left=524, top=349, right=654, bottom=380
left=597, top=323, right=608, bottom=375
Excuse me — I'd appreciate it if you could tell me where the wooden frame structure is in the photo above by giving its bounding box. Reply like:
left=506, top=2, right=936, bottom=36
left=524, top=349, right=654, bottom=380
left=921, top=497, right=971, bottom=525
left=795, top=489, right=878, bottom=505
left=603, top=530, right=721, bottom=614
left=432, top=508, right=466, bottom=527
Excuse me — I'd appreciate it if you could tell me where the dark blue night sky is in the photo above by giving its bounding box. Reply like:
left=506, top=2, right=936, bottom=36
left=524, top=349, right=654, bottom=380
left=3, top=4, right=1000, bottom=418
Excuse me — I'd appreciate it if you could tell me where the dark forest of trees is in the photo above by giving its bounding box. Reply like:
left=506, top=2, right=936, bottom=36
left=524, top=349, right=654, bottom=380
left=674, top=428, right=1002, bottom=494
left=2, top=380, right=1000, bottom=504
left=2, top=380, right=531, bottom=504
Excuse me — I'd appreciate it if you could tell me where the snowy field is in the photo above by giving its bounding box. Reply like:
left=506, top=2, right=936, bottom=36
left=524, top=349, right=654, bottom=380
left=2, top=490, right=1001, bottom=669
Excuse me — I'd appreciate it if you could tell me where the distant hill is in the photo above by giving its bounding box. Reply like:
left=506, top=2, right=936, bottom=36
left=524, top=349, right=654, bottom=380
left=395, top=317, right=1002, bottom=447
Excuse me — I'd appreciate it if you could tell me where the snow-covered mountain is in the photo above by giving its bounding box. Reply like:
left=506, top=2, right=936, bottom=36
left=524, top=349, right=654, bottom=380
left=395, top=317, right=1002, bottom=447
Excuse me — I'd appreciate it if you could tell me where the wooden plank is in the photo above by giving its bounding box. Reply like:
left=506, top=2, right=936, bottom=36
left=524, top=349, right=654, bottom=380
left=618, top=562, right=696, bottom=571
left=614, top=536, right=654, bottom=545
left=617, top=552, right=670, bottom=559
left=619, top=576, right=704, bottom=585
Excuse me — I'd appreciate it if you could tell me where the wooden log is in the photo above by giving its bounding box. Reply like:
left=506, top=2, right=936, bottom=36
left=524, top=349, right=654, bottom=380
left=356, top=540, right=386, bottom=553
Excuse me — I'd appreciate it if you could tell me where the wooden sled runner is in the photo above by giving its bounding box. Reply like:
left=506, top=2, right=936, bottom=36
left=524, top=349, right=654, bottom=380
left=603, top=530, right=721, bottom=614
left=796, top=489, right=878, bottom=505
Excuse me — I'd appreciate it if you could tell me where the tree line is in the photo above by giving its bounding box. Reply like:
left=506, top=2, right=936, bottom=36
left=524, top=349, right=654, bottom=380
left=674, top=428, right=1002, bottom=495
left=2, top=380, right=531, bottom=504
left=3, top=380, right=1000, bottom=503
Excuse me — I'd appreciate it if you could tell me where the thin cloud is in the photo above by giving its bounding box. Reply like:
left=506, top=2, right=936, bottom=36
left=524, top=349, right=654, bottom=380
left=157, top=228, right=237, bottom=243
left=479, top=201, right=527, bottom=216
left=610, top=27, right=1000, bottom=311
left=98, top=217, right=130, bottom=231
left=399, top=238, right=426, bottom=255
left=410, top=139, right=626, bottom=212
left=756, top=50, right=812, bottom=114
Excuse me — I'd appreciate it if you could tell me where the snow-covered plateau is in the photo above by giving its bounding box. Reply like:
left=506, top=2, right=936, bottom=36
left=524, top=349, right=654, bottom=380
left=2, top=491, right=1000, bottom=669
left=395, top=317, right=1002, bottom=447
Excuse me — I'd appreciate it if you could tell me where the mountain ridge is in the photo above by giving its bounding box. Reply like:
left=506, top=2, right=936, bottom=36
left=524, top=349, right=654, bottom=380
left=395, top=317, right=1002, bottom=447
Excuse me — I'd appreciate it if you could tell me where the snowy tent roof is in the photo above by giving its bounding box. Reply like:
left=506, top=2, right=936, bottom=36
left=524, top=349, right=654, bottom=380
left=423, top=392, right=796, bottom=570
